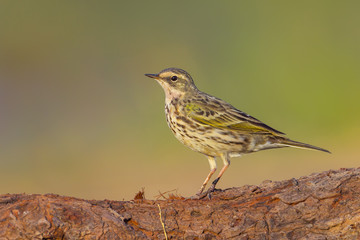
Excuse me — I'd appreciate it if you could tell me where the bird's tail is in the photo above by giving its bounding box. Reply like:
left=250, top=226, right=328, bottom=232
left=278, top=138, right=331, bottom=154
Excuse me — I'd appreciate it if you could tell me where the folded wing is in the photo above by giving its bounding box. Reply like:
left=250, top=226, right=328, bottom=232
left=184, top=98, right=284, bottom=135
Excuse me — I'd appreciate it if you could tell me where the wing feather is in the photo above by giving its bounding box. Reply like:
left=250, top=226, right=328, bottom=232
left=184, top=96, right=284, bottom=135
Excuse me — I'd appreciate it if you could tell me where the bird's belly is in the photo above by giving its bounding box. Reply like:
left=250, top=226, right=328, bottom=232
left=179, top=130, right=249, bottom=156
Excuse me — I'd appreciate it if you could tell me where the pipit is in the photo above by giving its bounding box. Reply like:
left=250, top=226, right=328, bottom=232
left=145, top=68, right=330, bottom=198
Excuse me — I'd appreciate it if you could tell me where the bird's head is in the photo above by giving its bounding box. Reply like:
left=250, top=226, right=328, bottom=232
left=145, top=68, right=198, bottom=95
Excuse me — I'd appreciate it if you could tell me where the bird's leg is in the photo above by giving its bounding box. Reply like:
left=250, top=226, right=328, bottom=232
left=205, top=153, right=230, bottom=197
left=196, top=156, right=217, bottom=195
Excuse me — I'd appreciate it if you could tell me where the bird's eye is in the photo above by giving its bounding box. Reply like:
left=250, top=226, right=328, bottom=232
left=171, top=76, right=178, bottom=81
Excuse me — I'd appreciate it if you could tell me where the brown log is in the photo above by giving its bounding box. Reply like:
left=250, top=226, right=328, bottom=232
left=1, top=167, right=360, bottom=239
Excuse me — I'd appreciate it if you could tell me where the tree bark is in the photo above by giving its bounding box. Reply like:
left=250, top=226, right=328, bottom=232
left=1, top=167, right=360, bottom=239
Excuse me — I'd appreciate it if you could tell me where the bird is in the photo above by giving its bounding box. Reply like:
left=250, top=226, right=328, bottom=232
left=145, top=68, right=330, bottom=199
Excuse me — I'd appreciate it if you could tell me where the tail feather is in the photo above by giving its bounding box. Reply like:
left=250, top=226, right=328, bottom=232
left=278, top=138, right=331, bottom=154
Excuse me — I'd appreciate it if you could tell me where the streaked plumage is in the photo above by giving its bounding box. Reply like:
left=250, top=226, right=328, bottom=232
left=145, top=68, right=330, bottom=198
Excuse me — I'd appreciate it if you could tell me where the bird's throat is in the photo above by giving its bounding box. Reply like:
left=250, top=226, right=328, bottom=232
left=157, top=81, right=184, bottom=105
left=165, top=89, right=183, bottom=105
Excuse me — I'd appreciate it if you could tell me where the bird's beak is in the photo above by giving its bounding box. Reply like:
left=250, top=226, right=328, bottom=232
left=145, top=73, right=159, bottom=79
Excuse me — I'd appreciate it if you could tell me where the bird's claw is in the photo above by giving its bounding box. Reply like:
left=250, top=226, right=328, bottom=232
left=185, top=192, right=207, bottom=200
left=204, top=186, right=221, bottom=199
left=186, top=186, right=220, bottom=200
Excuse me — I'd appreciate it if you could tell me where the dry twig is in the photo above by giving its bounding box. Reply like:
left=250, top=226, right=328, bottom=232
left=157, top=204, right=168, bottom=240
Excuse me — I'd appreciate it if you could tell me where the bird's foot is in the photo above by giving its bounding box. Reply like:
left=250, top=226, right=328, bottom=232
left=203, top=185, right=222, bottom=200
left=186, top=192, right=207, bottom=200
left=186, top=187, right=221, bottom=200
left=186, top=178, right=222, bottom=200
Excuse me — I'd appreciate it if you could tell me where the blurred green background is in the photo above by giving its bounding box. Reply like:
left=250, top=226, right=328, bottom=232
left=1, top=1, right=359, bottom=200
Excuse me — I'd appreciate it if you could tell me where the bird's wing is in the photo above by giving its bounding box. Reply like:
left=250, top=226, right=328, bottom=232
left=184, top=97, right=285, bottom=135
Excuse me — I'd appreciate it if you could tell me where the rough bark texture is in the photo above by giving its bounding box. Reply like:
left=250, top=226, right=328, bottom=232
left=1, top=168, right=360, bottom=239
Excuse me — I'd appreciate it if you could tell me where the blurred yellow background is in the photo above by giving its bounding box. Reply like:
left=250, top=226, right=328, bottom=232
left=1, top=1, right=359, bottom=200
